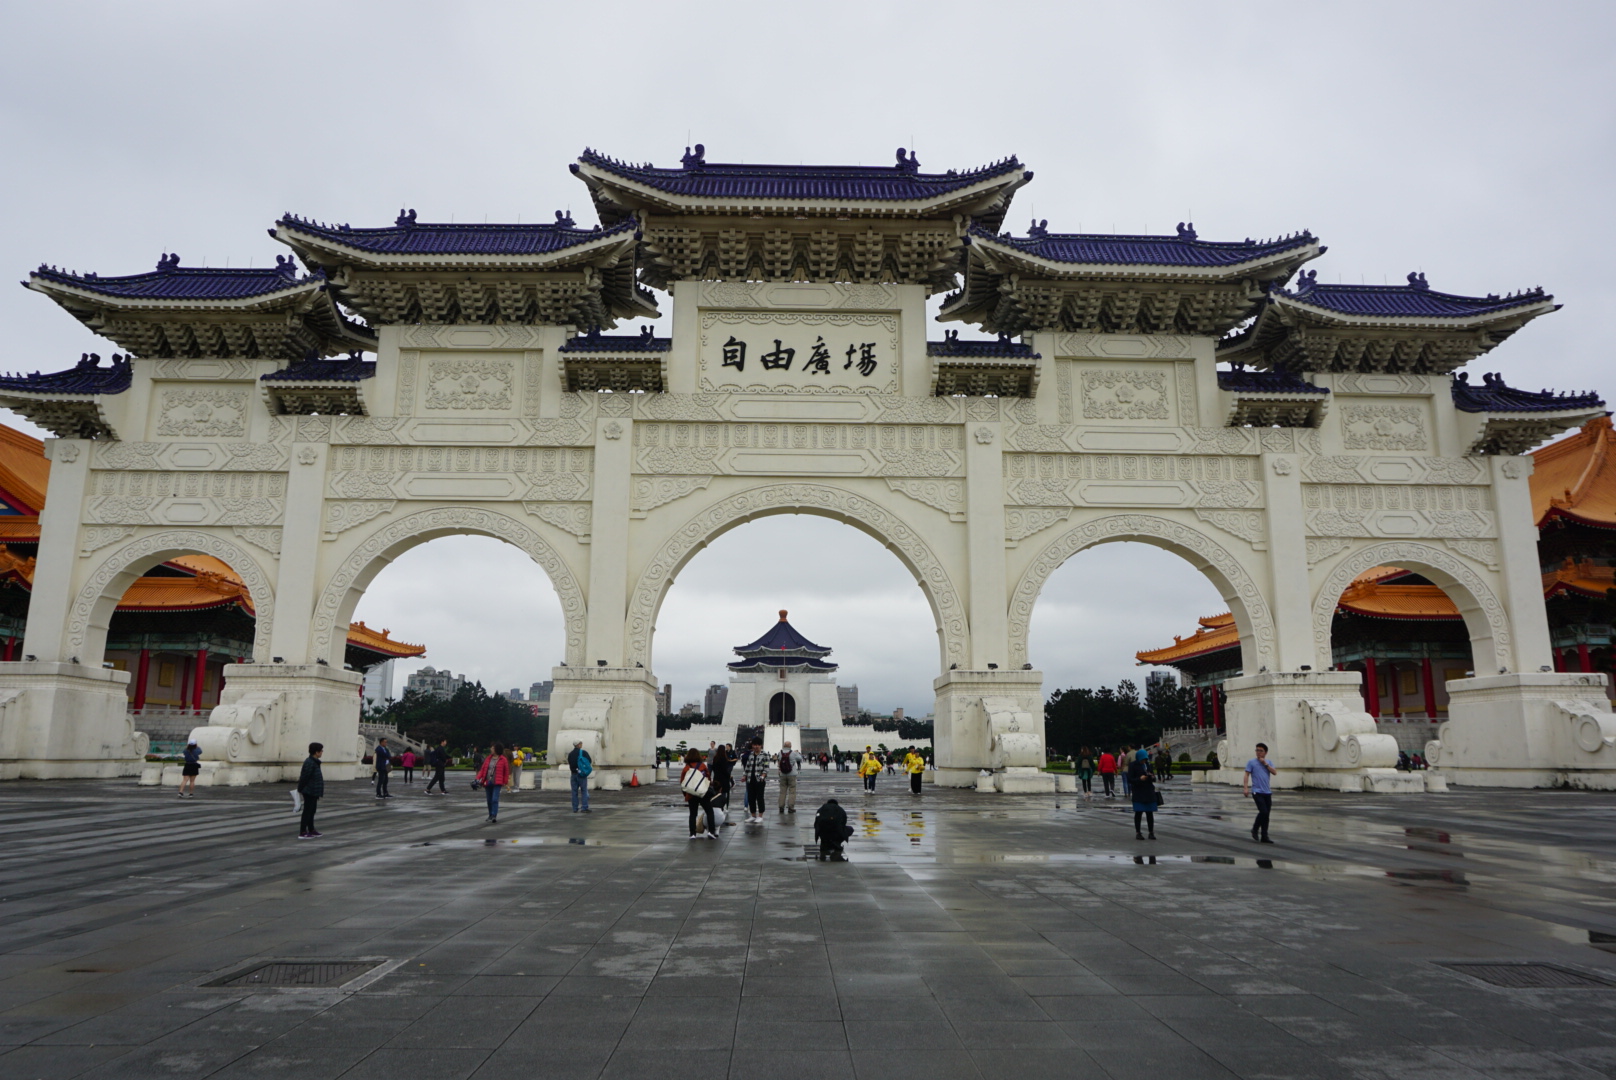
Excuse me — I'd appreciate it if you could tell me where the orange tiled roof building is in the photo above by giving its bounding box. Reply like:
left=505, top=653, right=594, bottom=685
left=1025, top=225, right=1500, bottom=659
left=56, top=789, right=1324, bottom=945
left=0, top=424, right=422, bottom=714
left=1140, top=416, right=1616, bottom=727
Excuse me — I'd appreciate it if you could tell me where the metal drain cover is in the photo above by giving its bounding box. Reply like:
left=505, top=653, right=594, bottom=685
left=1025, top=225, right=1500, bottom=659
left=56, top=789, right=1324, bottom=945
left=1440, top=962, right=1615, bottom=989
left=208, top=960, right=381, bottom=988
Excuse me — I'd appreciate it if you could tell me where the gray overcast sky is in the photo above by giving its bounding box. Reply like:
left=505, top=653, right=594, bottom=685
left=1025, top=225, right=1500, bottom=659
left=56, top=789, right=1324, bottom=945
left=4, top=2, right=1612, bottom=711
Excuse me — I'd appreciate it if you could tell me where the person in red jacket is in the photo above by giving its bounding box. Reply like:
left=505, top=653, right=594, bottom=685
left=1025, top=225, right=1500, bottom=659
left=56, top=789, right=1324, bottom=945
left=1097, top=750, right=1118, bottom=799
left=476, top=744, right=511, bottom=824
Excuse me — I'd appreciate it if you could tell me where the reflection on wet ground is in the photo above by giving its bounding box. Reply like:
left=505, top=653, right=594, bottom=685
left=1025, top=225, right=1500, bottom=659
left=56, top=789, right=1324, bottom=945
left=1, top=772, right=1615, bottom=1079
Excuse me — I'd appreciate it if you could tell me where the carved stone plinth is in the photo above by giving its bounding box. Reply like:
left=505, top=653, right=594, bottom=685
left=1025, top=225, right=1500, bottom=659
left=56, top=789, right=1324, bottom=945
left=192, top=664, right=364, bottom=782
left=932, top=668, right=1045, bottom=788
left=1432, top=672, right=1616, bottom=789
left=549, top=665, right=658, bottom=776
left=1221, top=671, right=1414, bottom=791
left=0, top=661, right=143, bottom=779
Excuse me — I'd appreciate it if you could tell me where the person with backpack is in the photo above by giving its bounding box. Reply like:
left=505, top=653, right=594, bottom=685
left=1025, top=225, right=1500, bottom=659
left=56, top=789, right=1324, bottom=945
left=373, top=737, right=393, bottom=800
left=776, top=740, right=803, bottom=814
left=1076, top=747, right=1096, bottom=799
left=741, top=737, right=769, bottom=823
left=680, top=748, right=718, bottom=839
left=297, top=742, right=324, bottom=839
left=424, top=739, right=449, bottom=795
left=567, top=739, right=593, bottom=813
left=475, top=743, right=510, bottom=824
left=178, top=739, right=201, bottom=799
left=813, top=798, right=853, bottom=859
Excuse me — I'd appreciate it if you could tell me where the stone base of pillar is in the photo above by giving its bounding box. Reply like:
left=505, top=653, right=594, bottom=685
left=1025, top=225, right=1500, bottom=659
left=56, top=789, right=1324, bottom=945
left=1431, top=672, right=1616, bottom=788
left=931, top=767, right=981, bottom=788
left=995, top=766, right=1056, bottom=793
left=0, top=661, right=145, bottom=779
left=548, top=666, right=657, bottom=772
left=178, top=664, right=363, bottom=785
left=932, top=668, right=1044, bottom=774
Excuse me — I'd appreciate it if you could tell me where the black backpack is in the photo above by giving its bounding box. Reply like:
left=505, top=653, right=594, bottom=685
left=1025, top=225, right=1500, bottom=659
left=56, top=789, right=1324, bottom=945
left=779, top=752, right=793, bottom=774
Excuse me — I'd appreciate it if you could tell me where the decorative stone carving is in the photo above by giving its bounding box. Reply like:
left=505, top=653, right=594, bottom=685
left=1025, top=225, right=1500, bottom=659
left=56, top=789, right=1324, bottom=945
left=324, top=500, right=396, bottom=539
left=154, top=359, right=255, bottom=380
left=524, top=473, right=592, bottom=502
left=1271, top=457, right=1294, bottom=476
left=330, top=471, right=397, bottom=500
left=1306, top=537, right=1353, bottom=565
left=698, top=281, right=897, bottom=310
left=1056, top=334, right=1190, bottom=358
left=633, top=393, right=724, bottom=422
left=396, top=350, right=419, bottom=414
left=69, top=532, right=274, bottom=659
left=1341, top=403, right=1427, bottom=451
left=1501, top=459, right=1524, bottom=480
left=1005, top=507, right=1071, bottom=544
left=56, top=443, right=80, bottom=463
left=403, top=326, right=541, bottom=349
left=232, top=527, right=283, bottom=557
left=1009, top=516, right=1276, bottom=670
left=156, top=387, right=248, bottom=438
left=221, top=444, right=289, bottom=470
left=1311, top=542, right=1511, bottom=672
left=965, top=399, right=1001, bottom=422
left=1303, top=483, right=1494, bottom=538
left=875, top=396, right=960, bottom=424
left=973, top=427, right=995, bottom=445
left=632, top=476, right=712, bottom=515
left=524, top=419, right=592, bottom=446
left=886, top=479, right=965, bottom=519
left=93, top=443, right=162, bottom=470
left=79, top=526, right=134, bottom=557
left=873, top=449, right=960, bottom=476
left=332, top=416, right=408, bottom=444
left=603, top=421, right=624, bottom=441
left=1005, top=425, right=1072, bottom=453
left=424, top=356, right=515, bottom=411
left=1302, top=455, right=1487, bottom=486
left=1175, top=363, right=1199, bottom=427
left=1080, top=369, right=1169, bottom=420
left=525, top=502, right=591, bottom=539
left=1194, top=510, right=1267, bottom=547
left=1445, top=538, right=1501, bottom=571
left=297, top=447, right=319, bottom=466
left=311, top=507, right=585, bottom=665
left=626, top=485, right=967, bottom=669
left=1006, top=479, right=1073, bottom=506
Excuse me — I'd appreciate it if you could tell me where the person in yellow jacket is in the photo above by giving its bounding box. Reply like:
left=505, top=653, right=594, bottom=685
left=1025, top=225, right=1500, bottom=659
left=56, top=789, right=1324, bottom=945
left=859, top=747, right=882, bottom=794
left=903, top=748, right=926, bottom=794
left=509, top=748, right=525, bottom=795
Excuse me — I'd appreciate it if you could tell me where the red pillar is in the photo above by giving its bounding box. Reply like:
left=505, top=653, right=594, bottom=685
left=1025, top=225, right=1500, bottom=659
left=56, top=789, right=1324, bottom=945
left=1578, top=643, right=1592, bottom=673
left=3, top=636, right=13, bottom=661
left=1211, top=683, right=1222, bottom=730
left=1388, top=661, right=1402, bottom=719
left=1553, top=648, right=1565, bottom=672
left=1363, top=657, right=1380, bottom=717
left=1421, top=658, right=1436, bottom=720
left=191, top=648, right=207, bottom=711
left=133, top=649, right=151, bottom=711
left=1195, top=686, right=1204, bottom=728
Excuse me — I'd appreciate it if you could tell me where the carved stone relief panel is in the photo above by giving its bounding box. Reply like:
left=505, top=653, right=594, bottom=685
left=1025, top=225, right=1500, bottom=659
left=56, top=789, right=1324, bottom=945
left=1340, top=401, right=1429, bottom=452
left=1303, top=483, right=1495, bottom=538
left=1193, top=509, right=1267, bottom=548
left=93, top=441, right=288, bottom=471
left=325, top=444, right=593, bottom=502
left=1302, top=454, right=1486, bottom=485
left=155, top=386, right=248, bottom=438
left=1331, top=374, right=1443, bottom=396
left=396, top=350, right=420, bottom=416
left=402, top=326, right=542, bottom=349
left=1079, top=368, right=1170, bottom=421
left=325, top=501, right=397, bottom=538
left=633, top=422, right=962, bottom=477
left=85, top=470, right=286, bottom=526
left=525, top=502, right=591, bottom=540
left=886, top=478, right=966, bottom=520
left=631, top=476, right=712, bottom=516
left=152, top=359, right=256, bottom=381
left=698, top=281, right=900, bottom=310
left=423, top=353, right=516, bottom=412
left=1003, top=453, right=1260, bottom=509
left=79, top=526, right=135, bottom=556
left=1005, top=507, right=1072, bottom=545
left=1055, top=334, right=1191, bottom=359
left=232, top=527, right=283, bottom=556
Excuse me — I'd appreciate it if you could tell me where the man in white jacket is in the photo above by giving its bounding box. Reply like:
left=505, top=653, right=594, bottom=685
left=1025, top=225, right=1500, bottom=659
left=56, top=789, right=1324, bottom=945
left=777, top=741, right=804, bottom=815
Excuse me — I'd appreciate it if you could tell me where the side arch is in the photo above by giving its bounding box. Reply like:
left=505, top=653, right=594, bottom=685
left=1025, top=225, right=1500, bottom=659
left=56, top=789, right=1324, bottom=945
left=1008, top=513, right=1277, bottom=672
left=625, top=483, right=968, bottom=670
left=1312, top=542, right=1510, bottom=673
left=67, top=530, right=277, bottom=663
left=309, top=506, right=588, bottom=665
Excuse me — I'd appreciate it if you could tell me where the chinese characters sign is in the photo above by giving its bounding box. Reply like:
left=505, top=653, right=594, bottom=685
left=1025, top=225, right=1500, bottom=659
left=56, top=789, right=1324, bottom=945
left=700, top=312, right=900, bottom=393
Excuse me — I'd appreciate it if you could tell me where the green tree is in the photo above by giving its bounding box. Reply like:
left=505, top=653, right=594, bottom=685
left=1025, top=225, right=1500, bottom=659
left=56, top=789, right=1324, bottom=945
left=1044, top=679, right=1160, bottom=757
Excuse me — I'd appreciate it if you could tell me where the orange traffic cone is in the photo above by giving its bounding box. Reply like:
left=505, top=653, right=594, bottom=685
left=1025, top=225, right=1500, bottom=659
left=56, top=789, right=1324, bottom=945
left=629, top=771, right=641, bottom=787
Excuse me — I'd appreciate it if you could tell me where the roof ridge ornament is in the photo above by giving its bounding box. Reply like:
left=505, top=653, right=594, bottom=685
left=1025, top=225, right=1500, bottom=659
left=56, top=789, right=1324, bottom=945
left=1295, top=268, right=1318, bottom=294
left=156, top=253, right=180, bottom=272
left=680, top=143, right=705, bottom=170
left=1176, top=222, right=1197, bottom=240
left=895, top=147, right=920, bottom=173
left=1407, top=271, right=1429, bottom=291
left=395, top=208, right=417, bottom=227
left=553, top=210, right=576, bottom=227
left=1027, top=218, right=1048, bottom=238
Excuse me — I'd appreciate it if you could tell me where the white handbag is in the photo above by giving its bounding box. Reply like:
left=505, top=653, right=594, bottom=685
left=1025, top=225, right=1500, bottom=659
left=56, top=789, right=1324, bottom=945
left=680, top=768, right=712, bottom=798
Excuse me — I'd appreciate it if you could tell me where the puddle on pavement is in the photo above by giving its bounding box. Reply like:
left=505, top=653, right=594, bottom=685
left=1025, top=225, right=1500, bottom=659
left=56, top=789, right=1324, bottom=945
left=413, top=837, right=606, bottom=847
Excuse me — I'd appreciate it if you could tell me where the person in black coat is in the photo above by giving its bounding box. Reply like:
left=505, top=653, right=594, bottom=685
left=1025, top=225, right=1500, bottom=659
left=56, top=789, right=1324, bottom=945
left=814, top=799, right=853, bottom=860
left=424, top=739, right=449, bottom=795
left=297, top=742, right=324, bottom=838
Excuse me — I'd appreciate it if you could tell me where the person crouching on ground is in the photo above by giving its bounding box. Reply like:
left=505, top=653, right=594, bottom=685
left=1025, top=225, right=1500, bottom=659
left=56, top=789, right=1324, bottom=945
left=814, top=798, right=853, bottom=860
left=1129, top=748, right=1157, bottom=840
left=904, top=747, right=925, bottom=794
left=681, top=748, right=718, bottom=839
left=476, top=743, right=510, bottom=824
left=297, top=742, right=324, bottom=838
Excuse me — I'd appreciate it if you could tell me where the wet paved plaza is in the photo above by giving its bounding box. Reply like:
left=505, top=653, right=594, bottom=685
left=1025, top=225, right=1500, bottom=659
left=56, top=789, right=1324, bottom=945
left=3, top=770, right=1616, bottom=1080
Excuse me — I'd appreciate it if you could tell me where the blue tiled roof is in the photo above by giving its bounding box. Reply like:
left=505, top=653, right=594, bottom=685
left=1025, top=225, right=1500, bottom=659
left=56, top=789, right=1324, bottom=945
left=559, top=326, right=671, bottom=352
left=576, top=146, right=1025, bottom=202
left=1452, top=372, right=1603, bottom=413
left=971, top=222, right=1318, bottom=268
left=28, top=255, right=312, bottom=301
left=734, top=612, right=832, bottom=657
left=1283, top=271, right=1553, bottom=318
left=275, top=212, right=637, bottom=256
left=927, top=331, right=1039, bottom=359
left=0, top=353, right=131, bottom=395
left=1217, top=368, right=1329, bottom=395
left=728, top=656, right=840, bottom=672
left=262, top=352, right=375, bottom=382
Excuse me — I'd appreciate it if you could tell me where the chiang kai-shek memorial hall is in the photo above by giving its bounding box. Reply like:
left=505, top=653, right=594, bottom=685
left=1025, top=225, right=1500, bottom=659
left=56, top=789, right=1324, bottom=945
left=2, top=145, right=1614, bottom=791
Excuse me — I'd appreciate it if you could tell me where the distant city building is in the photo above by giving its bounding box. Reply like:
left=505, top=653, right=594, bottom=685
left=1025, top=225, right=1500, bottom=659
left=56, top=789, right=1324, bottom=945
left=506, top=688, right=525, bottom=701
left=1145, top=670, right=1178, bottom=694
left=657, top=683, right=673, bottom=716
left=704, top=684, right=728, bottom=717
left=837, top=685, right=859, bottom=719
left=406, top=666, right=465, bottom=700
left=679, top=702, right=700, bottom=718
left=362, top=659, right=396, bottom=707
left=893, top=707, right=905, bottom=721
left=529, top=680, right=553, bottom=702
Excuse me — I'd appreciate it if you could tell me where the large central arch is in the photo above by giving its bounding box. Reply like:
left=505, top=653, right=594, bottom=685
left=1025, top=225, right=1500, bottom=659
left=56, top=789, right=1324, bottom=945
left=1008, top=513, right=1277, bottom=673
left=310, top=506, right=589, bottom=666
left=626, top=483, right=968, bottom=671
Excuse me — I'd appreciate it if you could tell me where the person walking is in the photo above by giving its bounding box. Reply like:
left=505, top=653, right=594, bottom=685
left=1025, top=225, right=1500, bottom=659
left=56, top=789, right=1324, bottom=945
left=741, top=737, right=769, bottom=823
left=777, top=740, right=802, bottom=814
left=399, top=748, right=415, bottom=784
left=859, top=746, right=882, bottom=793
left=297, top=742, right=324, bottom=838
left=711, top=742, right=735, bottom=822
left=1244, top=742, right=1276, bottom=844
left=1076, top=747, right=1095, bottom=799
left=1119, top=745, right=1133, bottom=797
left=509, top=747, right=524, bottom=795
left=425, top=739, right=449, bottom=795
left=476, top=744, right=510, bottom=823
left=904, top=746, right=925, bottom=794
left=567, top=740, right=593, bottom=813
left=681, top=748, right=718, bottom=839
left=1155, top=745, right=1173, bottom=782
left=178, top=739, right=201, bottom=799
left=1129, top=748, right=1157, bottom=840
left=374, top=737, right=393, bottom=800
left=1097, top=749, right=1117, bottom=798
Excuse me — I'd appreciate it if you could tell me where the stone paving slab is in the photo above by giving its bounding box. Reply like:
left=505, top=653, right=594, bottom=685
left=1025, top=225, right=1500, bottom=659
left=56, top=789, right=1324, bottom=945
left=1, top=770, right=1615, bottom=1079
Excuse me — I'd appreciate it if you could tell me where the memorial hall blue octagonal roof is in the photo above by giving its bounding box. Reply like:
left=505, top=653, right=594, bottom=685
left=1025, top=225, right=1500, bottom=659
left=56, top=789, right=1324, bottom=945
left=733, top=611, right=833, bottom=658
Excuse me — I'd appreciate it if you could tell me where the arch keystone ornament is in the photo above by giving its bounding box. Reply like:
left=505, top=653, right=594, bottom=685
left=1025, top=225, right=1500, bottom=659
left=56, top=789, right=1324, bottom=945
left=3, top=146, right=1604, bottom=787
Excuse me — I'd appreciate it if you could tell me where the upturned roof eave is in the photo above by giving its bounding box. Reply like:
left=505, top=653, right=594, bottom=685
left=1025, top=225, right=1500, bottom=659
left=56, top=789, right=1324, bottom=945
left=24, top=274, right=329, bottom=312
left=272, top=221, right=640, bottom=272
left=1271, top=292, right=1560, bottom=330
left=968, top=236, right=1321, bottom=282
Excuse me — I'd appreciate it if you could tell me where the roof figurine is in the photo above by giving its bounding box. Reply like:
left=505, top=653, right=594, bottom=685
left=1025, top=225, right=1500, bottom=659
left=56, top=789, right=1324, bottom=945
left=680, top=143, right=705, bottom=169
left=1449, top=370, right=1604, bottom=455
left=1176, top=222, right=1197, bottom=240
left=395, top=208, right=417, bottom=226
